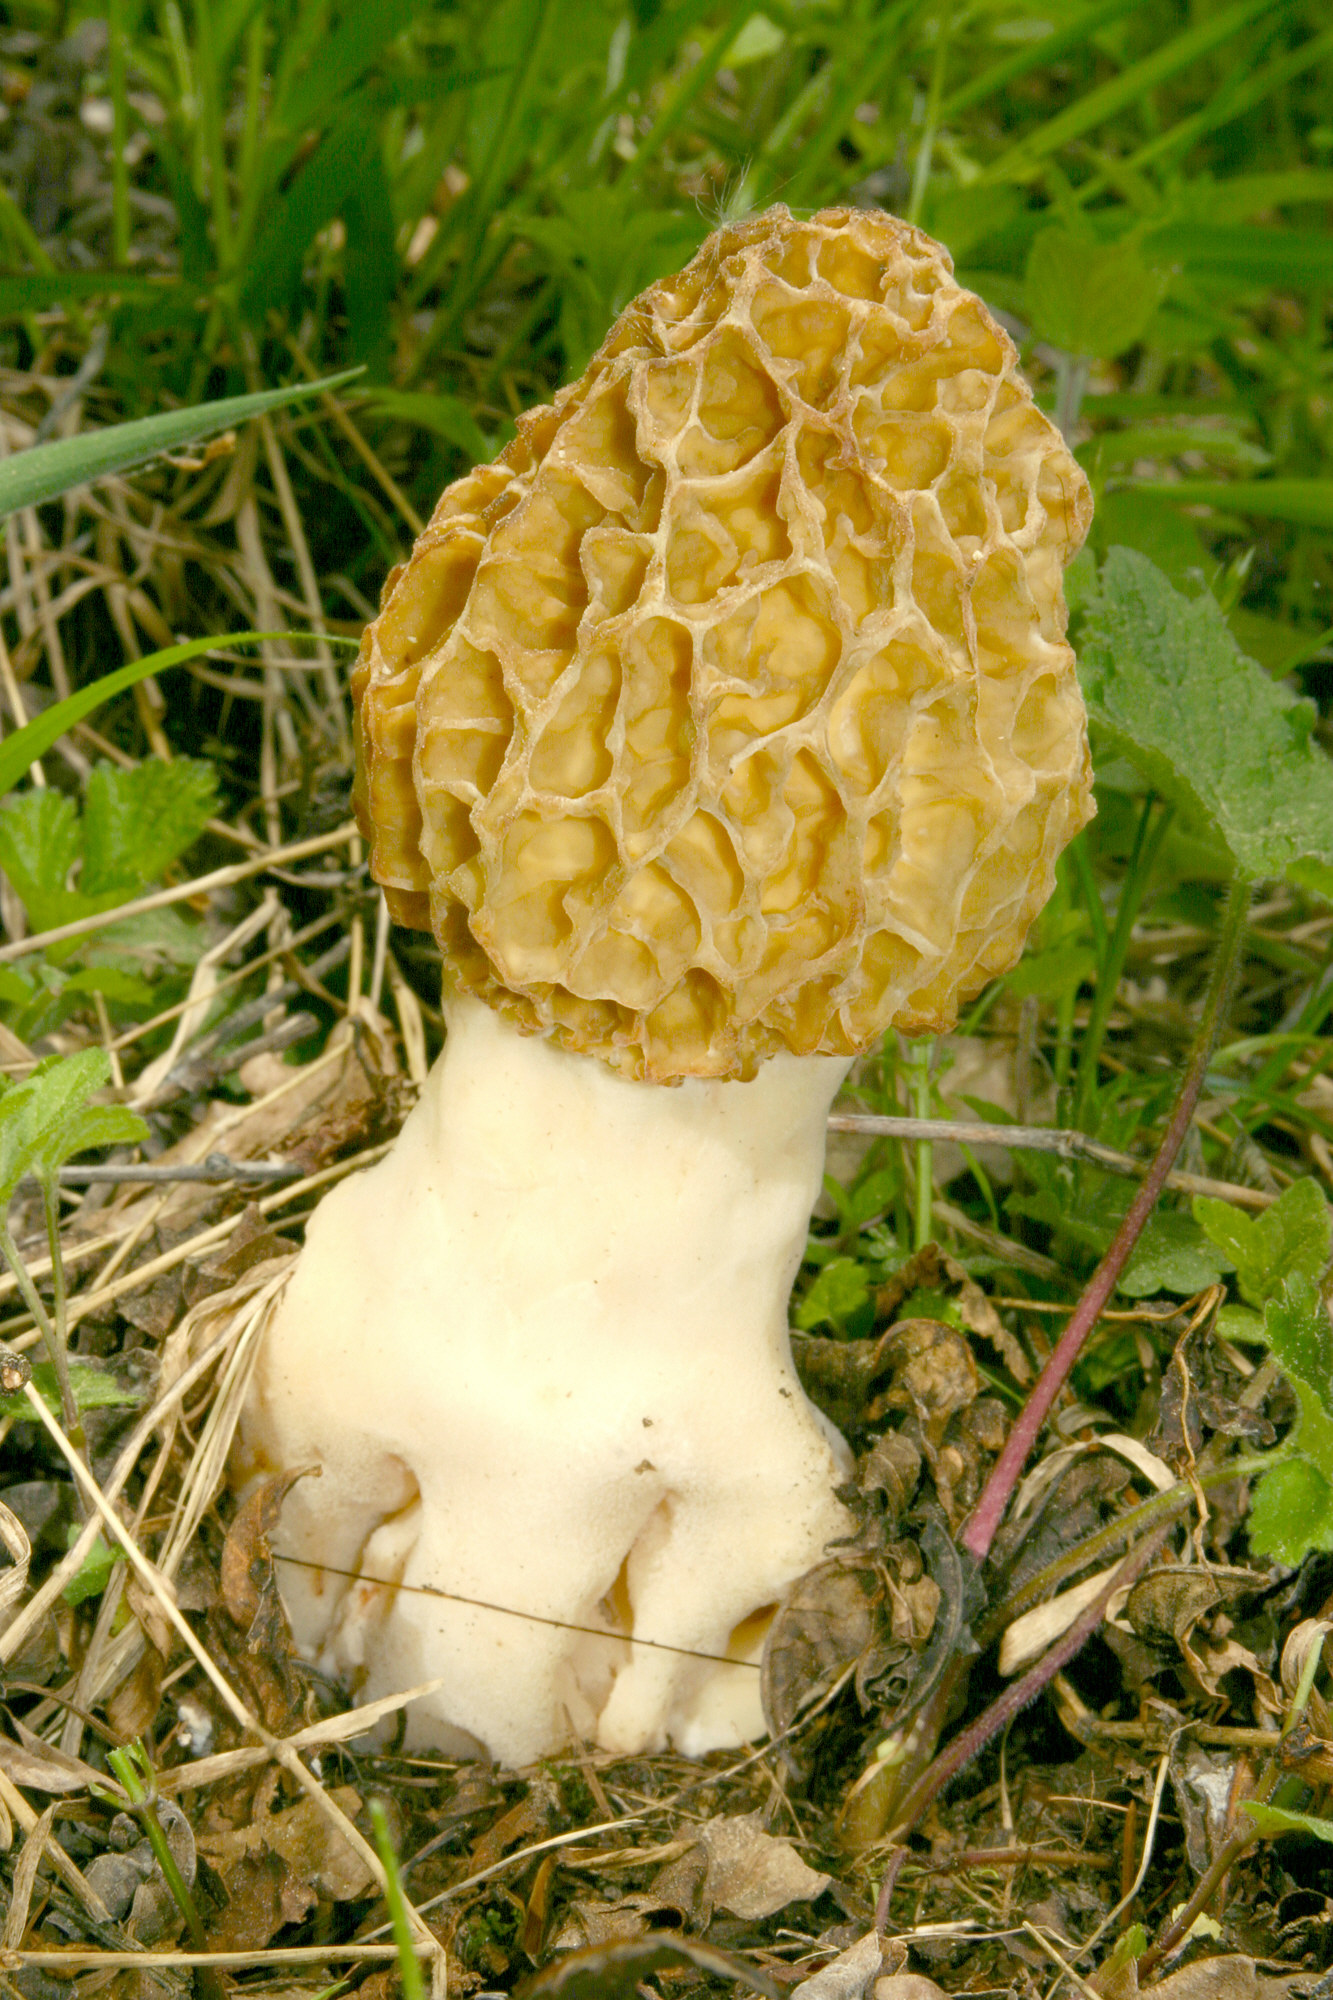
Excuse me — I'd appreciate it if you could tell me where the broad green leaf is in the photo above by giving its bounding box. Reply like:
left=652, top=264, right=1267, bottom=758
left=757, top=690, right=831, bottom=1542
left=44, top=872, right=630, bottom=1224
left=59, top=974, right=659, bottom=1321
left=60, top=966, right=155, bottom=1009
left=1094, top=494, right=1211, bottom=593
left=0, top=968, right=31, bottom=1007
left=1025, top=231, right=1165, bottom=359
left=1246, top=1458, right=1333, bottom=1565
left=0, top=792, right=82, bottom=933
left=1079, top=550, right=1333, bottom=896
left=1263, top=1273, right=1333, bottom=1405
left=1147, top=223, right=1333, bottom=291
left=1242, top=1801, right=1333, bottom=1843
left=80, top=760, right=217, bottom=900
left=1194, top=1180, right=1332, bottom=1307
left=19, top=1050, right=148, bottom=1186
left=1004, top=941, right=1097, bottom=1002
left=794, top=1256, right=872, bottom=1333
left=1, top=1361, right=143, bottom=1424
left=1118, top=1212, right=1233, bottom=1299
left=1216, top=1304, right=1267, bottom=1344
left=0, top=372, right=360, bottom=519
left=59, top=1531, right=121, bottom=1608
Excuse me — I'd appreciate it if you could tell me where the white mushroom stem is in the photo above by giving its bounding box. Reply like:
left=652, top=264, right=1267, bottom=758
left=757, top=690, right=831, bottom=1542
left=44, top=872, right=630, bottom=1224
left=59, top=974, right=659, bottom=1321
left=239, top=994, right=854, bottom=1768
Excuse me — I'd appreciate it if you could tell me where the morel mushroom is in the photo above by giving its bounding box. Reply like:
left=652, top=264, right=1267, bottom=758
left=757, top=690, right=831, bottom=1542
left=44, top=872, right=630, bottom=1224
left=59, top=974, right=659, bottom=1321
left=239, top=205, right=1093, bottom=1767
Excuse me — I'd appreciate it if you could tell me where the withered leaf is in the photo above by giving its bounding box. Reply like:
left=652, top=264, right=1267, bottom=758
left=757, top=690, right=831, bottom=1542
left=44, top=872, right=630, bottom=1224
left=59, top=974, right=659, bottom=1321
left=876, top=1243, right=1030, bottom=1382
left=196, top=1784, right=374, bottom=1904
left=696, top=1812, right=830, bottom=1919
left=518, top=1936, right=780, bottom=2000
left=790, top=1931, right=886, bottom=2000
left=762, top=1559, right=879, bottom=1741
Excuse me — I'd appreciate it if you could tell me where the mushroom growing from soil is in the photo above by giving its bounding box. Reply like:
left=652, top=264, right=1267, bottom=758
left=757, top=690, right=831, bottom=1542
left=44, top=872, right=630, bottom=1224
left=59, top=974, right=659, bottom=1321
left=238, top=205, right=1093, bottom=1768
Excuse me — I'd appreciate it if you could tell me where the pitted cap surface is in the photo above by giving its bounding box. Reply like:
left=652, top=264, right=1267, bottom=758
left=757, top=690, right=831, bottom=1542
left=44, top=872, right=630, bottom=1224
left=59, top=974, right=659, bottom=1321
left=353, top=205, right=1093, bottom=1081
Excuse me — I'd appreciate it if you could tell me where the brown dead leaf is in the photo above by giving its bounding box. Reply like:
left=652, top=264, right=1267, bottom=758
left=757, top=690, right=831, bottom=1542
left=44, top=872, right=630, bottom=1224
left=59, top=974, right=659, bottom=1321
left=1097, top=1956, right=1304, bottom=2000
left=790, top=1933, right=887, bottom=2000
left=104, top=1645, right=166, bottom=1744
left=876, top=1243, right=1030, bottom=1382
left=696, top=1813, right=830, bottom=1919
left=202, top=1846, right=302, bottom=1953
left=763, top=1559, right=879, bottom=1741
left=196, top=1784, right=374, bottom=1905
left=213, top=1465, right=313, bottom=1729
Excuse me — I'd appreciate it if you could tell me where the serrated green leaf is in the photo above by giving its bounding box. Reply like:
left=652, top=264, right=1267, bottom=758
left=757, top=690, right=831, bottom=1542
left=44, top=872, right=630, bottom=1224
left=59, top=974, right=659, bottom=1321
left=60, top=966, right=155, bottom=1009
left=1264, top=1270, right=1333, bottom=1399
left=1290, top=1377, right=1333, bottom=1485
left=794, top=1256, right=872, bottom=1333
left=1242, top=1800, right=1333, bottom=1843
left=80, top=760, right=217, bottom=899
left=1118, top=1210, right=1233, bottom=1298
left=1025, top=230, right=1166, bottom=358
left=1247, top=1458, right=1333, bottom=1565
left=0, top=1051, right=149, bottom=1200
left=1079, top=550, right=1333, bottom=894
left=1216, top=1303, right=1267, bottom=1343
left=0, top=1360, right=143, bottom=1423
left=0, top=372, right=361, bottom=519
left=1194, top=1179, right=1331, bottom=1306
left=0, top=791, right=82, bottom=933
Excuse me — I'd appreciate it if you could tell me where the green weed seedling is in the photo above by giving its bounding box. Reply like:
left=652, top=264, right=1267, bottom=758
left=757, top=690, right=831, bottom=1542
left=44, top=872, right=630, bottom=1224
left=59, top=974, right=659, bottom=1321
left=0, top=1049, right=147, bottom=1444
left=0, top=758, right=216, bottom=1042
left=1195, top=1179, right=1333, bottom=1564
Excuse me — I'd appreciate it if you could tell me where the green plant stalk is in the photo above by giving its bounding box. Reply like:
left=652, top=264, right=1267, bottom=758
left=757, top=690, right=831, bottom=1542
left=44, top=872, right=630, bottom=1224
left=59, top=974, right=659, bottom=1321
left=0, top=1212, right=88, bottom=1517
left=38, top=1178, right=82, bottom=1451
left=237, top=11, right=268, bottom=228
left=369, top=1800, right=427, bottom=2000
left=908, top=1037, right=934, bottom=1250
left=621, top=0, right=751, bottom=189
left=963, top=874, right=1250, bottom=1564
left=977, top=1447, right=1280, bottom=1649
left=106, top=1743, right=212, bottom=1961
left=906, top=0, right=954, bottom=225
left=193, top=0, right=233, bottom=266
left=107, top=0, right=131, bottom=268
left=1073, top=796, right=1175, bottom=1128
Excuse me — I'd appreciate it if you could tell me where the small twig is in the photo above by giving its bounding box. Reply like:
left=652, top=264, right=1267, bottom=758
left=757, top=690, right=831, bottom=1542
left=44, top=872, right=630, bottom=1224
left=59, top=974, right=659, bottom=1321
left=50, top=1154, right=303, bottom=1186
left=827, top=1112, right=1282, bottom=1212
left=0, top=821, right=357, bottom=964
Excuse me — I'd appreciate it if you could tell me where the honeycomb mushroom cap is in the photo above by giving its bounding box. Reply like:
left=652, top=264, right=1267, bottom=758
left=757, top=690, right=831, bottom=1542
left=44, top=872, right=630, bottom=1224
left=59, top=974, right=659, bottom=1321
left=353, top=204, right=1093, bottom=1082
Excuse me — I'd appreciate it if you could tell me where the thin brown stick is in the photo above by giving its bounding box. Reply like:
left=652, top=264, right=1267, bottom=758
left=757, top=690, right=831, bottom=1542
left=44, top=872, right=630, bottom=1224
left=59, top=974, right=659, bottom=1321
left=0, top=823, right=358, bottom=964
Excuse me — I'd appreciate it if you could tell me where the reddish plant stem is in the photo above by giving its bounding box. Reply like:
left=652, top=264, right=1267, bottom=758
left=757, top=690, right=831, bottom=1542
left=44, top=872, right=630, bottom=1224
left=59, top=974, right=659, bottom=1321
left=960, top=876, right=1250, bottom=1565
left=878, top=1524, right=1170, bottom=1910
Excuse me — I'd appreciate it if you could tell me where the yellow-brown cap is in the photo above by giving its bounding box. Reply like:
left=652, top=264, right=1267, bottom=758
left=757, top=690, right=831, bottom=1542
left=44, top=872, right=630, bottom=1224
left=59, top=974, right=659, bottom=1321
left=353, top=205, right=1093, bottom=1082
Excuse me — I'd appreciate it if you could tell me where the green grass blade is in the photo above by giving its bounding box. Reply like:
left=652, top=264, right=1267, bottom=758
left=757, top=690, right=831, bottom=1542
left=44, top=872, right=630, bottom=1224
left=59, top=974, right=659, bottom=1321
left=274, top=0, right=427, bottom=145
left=942, top=0, right=1139, bottom=119
left=0, top=370, right=362, bottom=519
left=1126, top=481, right=1333, bottom=531
left=0, top=273, right=185, bottom=315
left=0, top=633, right=287, bottom=795
left=986, top=0, right=1286, bottom=178
left=1149, top=223, right=1333, bottom=289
